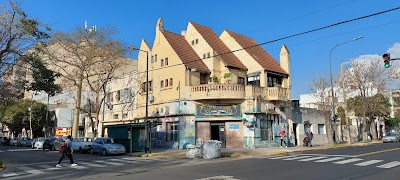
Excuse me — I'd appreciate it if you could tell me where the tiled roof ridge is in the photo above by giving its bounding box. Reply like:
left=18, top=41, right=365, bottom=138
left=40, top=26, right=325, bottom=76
left=190, top=23, right=247, bottom=70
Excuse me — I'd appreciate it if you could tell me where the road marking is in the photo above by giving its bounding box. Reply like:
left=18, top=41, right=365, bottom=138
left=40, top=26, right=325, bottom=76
left=298, top=156, right=327, bottom=161
left=377, top=161, right=400, bottom=169
left=0, top=150, right=4, bottom=152
left=79, top=162, right=106, bottom=167
left=110, top=158, right=140, bottom=164
left=37, top=164, right=59, bottom=170
left=17, top=166, right=43, bottom=174
left=195, top=175, right=240, bottom=180
left=333, top=158, right=363, bottom=164
left=356, top=147, right=400, bottom=157
left=268, top=155, right=298, bottom=159
left=7, top=149, right=40, bottom=152
left=355, top=160, right=383, bottom=166
left=315, top=157, right=344, bottom=162
left=70, top=165, right=87, bottom=169
left=1, top=172, right=18, bottom=177
left=95, top=160, right=123, bottom=166
left=297, top=154, right=356, bottom=158
left=282, top=156, right=312, bottom=161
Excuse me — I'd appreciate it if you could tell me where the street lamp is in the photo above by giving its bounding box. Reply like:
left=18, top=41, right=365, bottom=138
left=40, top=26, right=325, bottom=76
left=329, top=36, right=363, bottom=143
left=129, top=46, right=150, bottom=153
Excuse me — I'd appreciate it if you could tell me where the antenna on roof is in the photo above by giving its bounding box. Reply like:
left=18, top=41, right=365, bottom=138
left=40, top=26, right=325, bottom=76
left=84, top=21, right=96, bottom=32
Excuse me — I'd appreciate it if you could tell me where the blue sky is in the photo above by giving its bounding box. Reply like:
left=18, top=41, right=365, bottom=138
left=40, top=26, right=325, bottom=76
left=20, top=0, right=400, bottom=99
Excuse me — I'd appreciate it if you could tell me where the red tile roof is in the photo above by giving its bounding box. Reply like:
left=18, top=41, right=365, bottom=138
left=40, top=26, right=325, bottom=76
left=190, top=22, right=247, bottom=70
left=161, top=30, right=210, bottom=73
left=225, top=30, right=288, bottom=75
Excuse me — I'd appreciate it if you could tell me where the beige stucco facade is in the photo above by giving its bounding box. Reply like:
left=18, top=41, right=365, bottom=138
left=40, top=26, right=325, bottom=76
left=134, top=18, right=293, bottom=149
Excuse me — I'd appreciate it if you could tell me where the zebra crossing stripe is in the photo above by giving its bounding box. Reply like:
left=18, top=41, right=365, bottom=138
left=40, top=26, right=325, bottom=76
left=17, top=166, right=43, bottom=174
left=268, top=155, right=298, bottom=160
left=38, top=164, right=59, bottom=170
left=298, top=156, right=327, bottom=161
left=110, top=159, right=140, bottom=164
left=315, top=157, right=344, bottom=162
left=70, top=165, right=87, bottom=169
left=79, top=162, right=106, bottom=167
left=95, top=160, right=123, bottom=166
left=1, top=172, right=18, bottom=177
left=333, top=158, right=363, bottom=165
left=377, top=161, right=400, bottom=169
left=283, top=156, right=313, bottom=161
left=355, top=160, right=383, bottom=167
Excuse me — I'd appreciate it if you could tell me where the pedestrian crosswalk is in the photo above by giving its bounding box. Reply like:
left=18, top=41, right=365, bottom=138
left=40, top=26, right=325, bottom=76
left=262, top=154, right=400, bottom=169
left=1, top=157, right=188, bottom=179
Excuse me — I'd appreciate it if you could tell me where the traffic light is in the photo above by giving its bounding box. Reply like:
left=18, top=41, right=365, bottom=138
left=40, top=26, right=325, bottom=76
left=383, top=53, right=390, bottom=68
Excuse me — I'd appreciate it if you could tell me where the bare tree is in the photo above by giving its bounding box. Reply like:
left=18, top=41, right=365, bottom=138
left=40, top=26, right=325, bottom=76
left=0, top=0, right=49, bottom=80
left=310, top=76, right=335, bottom=144
left=36, top=26, right=129, bottom=138
left=342, top=59, right=392, bottom=141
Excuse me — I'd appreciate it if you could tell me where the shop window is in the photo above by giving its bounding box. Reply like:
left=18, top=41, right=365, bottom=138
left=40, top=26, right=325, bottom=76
left=167, top=122, right=178, bottom=142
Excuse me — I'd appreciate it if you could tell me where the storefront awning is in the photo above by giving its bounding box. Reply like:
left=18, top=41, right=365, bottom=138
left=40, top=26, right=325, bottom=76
left=104, top=123, right=146, bottom=128
left=195, top=116, right=243, bottom=121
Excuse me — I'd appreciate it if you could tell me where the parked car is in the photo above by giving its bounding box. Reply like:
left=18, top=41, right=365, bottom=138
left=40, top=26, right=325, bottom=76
left=0, top=137, right=10, bottom=146
left=90, top=138, right=126, bottom=156
left=43, top=138, right=57, bottom=150
left=10, top=138, right=18, bottom=146
left=32, top=137, right=46, bottom=149
left=383, top=132, right=400, bottom=143
left=17, top=138, right=32, bottom=147
left=72, top=137, right=92, bottom=153
left=53, top=137, right=66, bottom=151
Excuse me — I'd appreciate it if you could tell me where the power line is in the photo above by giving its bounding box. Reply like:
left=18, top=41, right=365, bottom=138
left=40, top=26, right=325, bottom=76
left=135, top=6, right=400, bottom=75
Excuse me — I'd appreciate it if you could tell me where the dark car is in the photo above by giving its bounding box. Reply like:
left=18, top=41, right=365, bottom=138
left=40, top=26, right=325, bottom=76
left=43, top=138, right=57, bottom=150
left=17, top=138, right=32, bottom=147
left=0, top=137, right=10, bottom=146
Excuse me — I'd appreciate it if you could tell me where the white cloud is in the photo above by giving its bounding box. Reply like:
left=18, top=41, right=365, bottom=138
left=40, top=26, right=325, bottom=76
left=387, top=43, right=400, bottom=58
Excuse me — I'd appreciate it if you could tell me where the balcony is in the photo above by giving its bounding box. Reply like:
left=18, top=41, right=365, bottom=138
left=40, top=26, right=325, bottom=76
left=247, top=86, right=288, bottom=101
left=189, top=84, right=246, bottom=100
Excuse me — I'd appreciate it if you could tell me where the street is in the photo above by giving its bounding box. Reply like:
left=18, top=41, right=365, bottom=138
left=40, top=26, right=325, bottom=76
left=1, top=143, right=400, bottom=180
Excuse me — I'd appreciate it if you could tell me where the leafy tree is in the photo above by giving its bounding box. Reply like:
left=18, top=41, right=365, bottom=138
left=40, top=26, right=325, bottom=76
left=2, top=99, right=47, bottom=137
left=337, top=106, right=346, bottom=125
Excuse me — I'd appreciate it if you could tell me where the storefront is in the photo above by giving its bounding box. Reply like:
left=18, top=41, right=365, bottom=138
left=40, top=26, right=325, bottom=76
left=195, top=104, right=243, bottom=149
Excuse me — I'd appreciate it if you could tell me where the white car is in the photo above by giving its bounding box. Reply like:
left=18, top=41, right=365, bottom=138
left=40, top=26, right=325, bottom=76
left=71, top=137, right=92, bottom=153
left=10, top=138, right=18, bottom=146
left=32, top=137, right=46, bottom=149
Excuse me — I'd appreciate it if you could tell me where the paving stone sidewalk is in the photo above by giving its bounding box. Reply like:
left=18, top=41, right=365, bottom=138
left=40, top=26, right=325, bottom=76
left=128, top=141, right=382, bottom=159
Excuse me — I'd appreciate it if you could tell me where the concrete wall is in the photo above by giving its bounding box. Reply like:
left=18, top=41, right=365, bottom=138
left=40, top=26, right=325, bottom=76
left=292, top=107, right=328, bottom=146
left=196, top=121, right=211, bottom=143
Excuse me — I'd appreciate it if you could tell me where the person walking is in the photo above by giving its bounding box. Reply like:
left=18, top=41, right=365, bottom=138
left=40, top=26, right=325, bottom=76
left=56, top=135, right=77, bottom=167
left=280, top=130, right=287, bottom=147
left=308, top=131, right=314, bottom=147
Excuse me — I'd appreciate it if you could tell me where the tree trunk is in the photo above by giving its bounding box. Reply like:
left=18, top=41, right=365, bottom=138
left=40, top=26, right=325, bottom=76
left=370, top=117, right=378, bottom=141
left=362, top=115, right=368, bottom=142
left=325, top=118, right=335, bottom=144
left=72, top=78, right=83, bottom=138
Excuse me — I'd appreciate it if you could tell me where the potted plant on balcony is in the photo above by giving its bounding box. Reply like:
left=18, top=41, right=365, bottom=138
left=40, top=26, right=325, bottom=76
left=223, top=73, right=232, bottom=84
left=209, top=76, right=219, bottom=84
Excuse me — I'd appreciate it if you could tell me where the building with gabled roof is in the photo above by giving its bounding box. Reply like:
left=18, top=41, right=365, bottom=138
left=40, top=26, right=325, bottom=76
left=128, top=18, right=292, bottom=150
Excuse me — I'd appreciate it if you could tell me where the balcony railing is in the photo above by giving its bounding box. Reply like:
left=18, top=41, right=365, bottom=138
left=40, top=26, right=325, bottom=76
left=247, top=86, right=288, bottom=101
left=266, top=86, right=288, bottom=101
left=189, top=84, right=246, bottom=100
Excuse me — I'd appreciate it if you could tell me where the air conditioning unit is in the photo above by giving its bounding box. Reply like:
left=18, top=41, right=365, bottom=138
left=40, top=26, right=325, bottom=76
left=148, top=95, right=155, bottom=103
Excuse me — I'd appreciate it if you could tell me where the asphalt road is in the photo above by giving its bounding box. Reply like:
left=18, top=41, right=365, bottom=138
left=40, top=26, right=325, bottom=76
left=1, top=142, right=400, bottom=180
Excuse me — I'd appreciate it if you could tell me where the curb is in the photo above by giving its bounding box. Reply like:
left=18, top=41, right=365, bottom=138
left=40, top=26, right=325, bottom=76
left=129, top=142, right=382, bottom=159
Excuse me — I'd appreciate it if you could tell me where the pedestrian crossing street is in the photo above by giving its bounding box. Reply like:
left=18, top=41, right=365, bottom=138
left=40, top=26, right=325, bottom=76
left=0, top=157, right=185, bottom=178
left=259, top=154, right=400, bottom=169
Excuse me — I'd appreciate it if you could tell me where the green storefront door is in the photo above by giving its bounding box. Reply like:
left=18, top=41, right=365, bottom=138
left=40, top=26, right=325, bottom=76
left=132, top=127, right=145, bottom=152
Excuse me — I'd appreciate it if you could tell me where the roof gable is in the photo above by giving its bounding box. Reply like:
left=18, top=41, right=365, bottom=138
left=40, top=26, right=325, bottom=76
left=161, top=31, right=210, bottom=73
left=225, top=30, right=288, bottom=75
left=190, top=22, right=247, bottom=70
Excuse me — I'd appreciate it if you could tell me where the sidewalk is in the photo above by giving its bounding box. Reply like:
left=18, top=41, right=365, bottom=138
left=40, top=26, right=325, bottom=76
left=128, top=141, right=382, bottom=159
